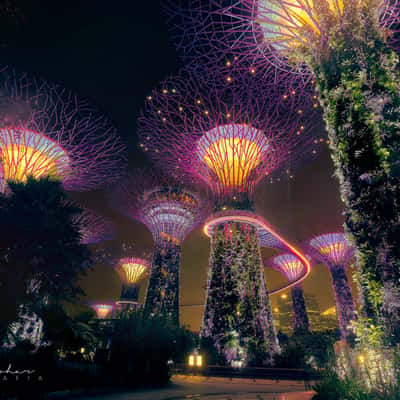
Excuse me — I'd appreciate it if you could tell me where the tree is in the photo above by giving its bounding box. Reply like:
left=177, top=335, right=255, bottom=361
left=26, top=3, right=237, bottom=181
left=0, top=176, right=92, bottom=338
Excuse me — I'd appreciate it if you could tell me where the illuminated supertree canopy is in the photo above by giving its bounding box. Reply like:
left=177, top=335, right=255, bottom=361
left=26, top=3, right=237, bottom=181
left=92, top=303, right=113, bottom=320
left=309, top=233, right=354, bottom=268
left=72, top=206, right=116, bottom=245
left=0, top=70, right=127, bottom=192
left=268, top=253, right=310, bottom=334
left=115, top=257, right=151, bottom=316
left=138, top=68, right=315, bottom=366
left=112, top=170, right=205, bottom=325
left=118, top=257, right=150, bottom=285
left=307, top=233, right=357, bottom=342
left=138, top=67, right=319, bottom=209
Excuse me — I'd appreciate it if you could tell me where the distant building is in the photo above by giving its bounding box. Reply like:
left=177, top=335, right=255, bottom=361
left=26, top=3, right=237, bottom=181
left=274, top=293, right=293, bottom=335
left=273, top=293, right=339, bottom=335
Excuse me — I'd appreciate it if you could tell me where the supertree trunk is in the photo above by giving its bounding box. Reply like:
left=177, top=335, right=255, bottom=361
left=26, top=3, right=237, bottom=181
left=329, top=264, right=357, bottom=342
left=121, top=284, right=139, bottom=303
left=143, top=240, right=181, bottom=325
left=313, top=13, right=400, bottom=345
left=291, top=285, right=310, bottom=335
left=202, top=222, right=278, bottom=366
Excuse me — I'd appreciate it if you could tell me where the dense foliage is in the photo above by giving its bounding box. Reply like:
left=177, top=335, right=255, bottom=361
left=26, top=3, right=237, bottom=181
left=0, top=177, right=91, bottom=342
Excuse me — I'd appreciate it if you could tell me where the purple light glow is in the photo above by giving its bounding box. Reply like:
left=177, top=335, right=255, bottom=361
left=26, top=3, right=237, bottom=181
left=269, top=253, right=305, bottom=282
left=114, top=171, right=204, bottom=244
left=309, top=233, right=354, bottom=268
left=138, top=67, right=319, bottom=208
left=0, top=69, right=126, bottom=192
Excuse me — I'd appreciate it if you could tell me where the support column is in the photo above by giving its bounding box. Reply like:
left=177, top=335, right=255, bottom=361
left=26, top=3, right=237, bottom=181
left=330, top=264, right=357, bottom=342
left=202, top=221, right=278, bottom=366
left=144, top=240, right=181, bottom=325
left=291, top=284, right=310, bottom=335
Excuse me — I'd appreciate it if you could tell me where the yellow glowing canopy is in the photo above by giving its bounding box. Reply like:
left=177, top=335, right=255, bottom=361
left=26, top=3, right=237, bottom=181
left=0, top=128, right=70, bottom=186
left=119, top=257, right=149, bottom=284
left=259, top=0, right=345, bottom=48
left=197, top=124, right=269, bottom=188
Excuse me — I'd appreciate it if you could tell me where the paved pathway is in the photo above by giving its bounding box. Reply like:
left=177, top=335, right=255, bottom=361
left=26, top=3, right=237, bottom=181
left=78, top=375, right=315, bottom=400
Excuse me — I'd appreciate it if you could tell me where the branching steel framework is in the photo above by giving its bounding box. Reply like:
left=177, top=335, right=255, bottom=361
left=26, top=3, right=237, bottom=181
left=268, top=253, right=310, bottom=334
left=138, top=67, right=316, bottom=365
left=307, top=233, right=357, bottom=342
left=0, top=70, right=127, bottom=192
left=113, top=170, right=204, bottom=325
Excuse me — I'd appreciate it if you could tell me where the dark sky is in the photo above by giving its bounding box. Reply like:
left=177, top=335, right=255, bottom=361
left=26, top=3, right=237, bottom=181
left=4, top=0, right=358, bottom=331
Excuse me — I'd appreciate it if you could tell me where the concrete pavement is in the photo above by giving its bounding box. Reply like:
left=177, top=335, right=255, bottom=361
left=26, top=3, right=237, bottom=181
left=77, top=374, right=315, bottom=400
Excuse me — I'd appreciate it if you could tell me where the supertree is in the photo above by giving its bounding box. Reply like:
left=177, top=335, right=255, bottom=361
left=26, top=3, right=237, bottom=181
left=169, top=0, right=400, bottom=345
left=0, top=69, right=126, bottom=192
left=112, top=170, right=204, bottom=326
left=72, top=206, right=116, bottom=245
left=115, top=257, right=150, bottom=315
left=92, top=303, right=113, bottom=320
left=307, top=233, right=357, bottom=342
left=138, top=67, right=314, bottom=365
left=205, top=0, right=400, bottom=345
left=268, top=253, right=310, bottom=335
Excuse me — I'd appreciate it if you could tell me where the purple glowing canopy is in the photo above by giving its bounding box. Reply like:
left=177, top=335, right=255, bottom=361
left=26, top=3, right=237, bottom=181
left=308, top=232, right=354, bottom=268
left=112, top=169, right=205, bottom=244
left=167, top=1, right=400, bottom=76
left=138, top=67, right=320, bottom=207
left=0, top=69, right=127, bottom=192
left=268, top=253, right=306, bottom=282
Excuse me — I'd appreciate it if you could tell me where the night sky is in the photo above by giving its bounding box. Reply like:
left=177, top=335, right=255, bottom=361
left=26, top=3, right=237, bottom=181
left=4, top=1, right=358, bottom=331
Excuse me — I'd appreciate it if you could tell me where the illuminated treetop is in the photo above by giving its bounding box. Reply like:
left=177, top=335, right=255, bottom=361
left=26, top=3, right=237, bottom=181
left=72, top=206, right=115, bottom=245
left=268, top=253, right=306, bottom=282
left=219, top=0, right=400, bottom=70
left=91, top=303, right=113, bottom=319
left=0, top=70, right=126, bottom=192
left=308, top=233, right=354, bottom=267
left=117, top=257, right=150, bottom=284
left=113, top=169, right=205, bottom=244
left=138, top=67, right=319, bottom=209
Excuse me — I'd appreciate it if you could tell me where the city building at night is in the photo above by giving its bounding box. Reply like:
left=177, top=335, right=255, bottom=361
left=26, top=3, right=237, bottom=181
left=307, top=233, right=357, bottom=342
left=138, top=67, right=316, bottom=365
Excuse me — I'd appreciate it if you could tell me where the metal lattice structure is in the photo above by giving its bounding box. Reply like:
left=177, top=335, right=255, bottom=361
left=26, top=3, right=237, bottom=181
left=112, top=170, right=205, bottom=325
left=166, top=1, right=400, bottom=78
left=268, top=253, right=310, bottom=334
left=309, top=233, right=354, bottom=268
left=114, top=257, right=151, bottom=315
left=0, top=70, right=126, bottom=192
left=307, top=233, right=357, bottom=341
left=138, top=67, right=319, bottom=209
left=72, top=206, right=116, bottom=245
left=138, top=67, right=316, bottom=365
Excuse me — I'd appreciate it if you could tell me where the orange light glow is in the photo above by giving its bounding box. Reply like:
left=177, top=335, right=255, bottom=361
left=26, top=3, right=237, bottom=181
left=93, top=304, right=113, bottom=319
left=281, top=294, right=288, bottom=299
left=0, top=128, right=70, bottom=186
left=320, top=242, right=346, bottom=257
left=119, top=258, right=149, bottom=284
left=188, top=355, right=195, bottom=366
left=198, top=124, right=269, bottom=189
left=259, top=0, right=345, bottom=49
